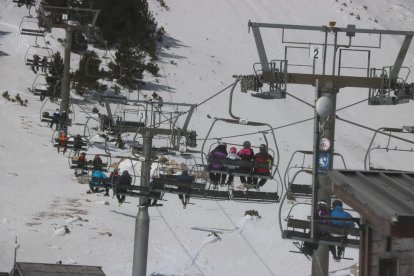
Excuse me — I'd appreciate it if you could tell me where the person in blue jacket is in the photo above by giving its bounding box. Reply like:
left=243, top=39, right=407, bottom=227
left=89, top=169, right=109, bottom=195
left=329, top=199, right=354, bottom=261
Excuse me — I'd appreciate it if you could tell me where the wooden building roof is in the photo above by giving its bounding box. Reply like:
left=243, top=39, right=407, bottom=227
left=328, top=170, right=414, bottom=237
left=13, top=262, right=105, bottom=276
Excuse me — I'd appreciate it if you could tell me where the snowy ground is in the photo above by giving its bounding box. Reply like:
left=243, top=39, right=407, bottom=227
left=1, top=0, right=414, bottom=275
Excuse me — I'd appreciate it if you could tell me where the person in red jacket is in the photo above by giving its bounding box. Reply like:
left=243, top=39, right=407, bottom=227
left=252, top=144, right=273, bottom=188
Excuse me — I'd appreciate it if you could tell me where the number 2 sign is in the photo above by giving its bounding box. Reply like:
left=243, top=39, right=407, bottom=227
left=309, top=45, right=322, bottom=60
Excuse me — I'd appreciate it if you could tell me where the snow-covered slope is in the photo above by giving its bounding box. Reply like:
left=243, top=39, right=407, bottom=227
left=1, top=0, right=414, bottom=275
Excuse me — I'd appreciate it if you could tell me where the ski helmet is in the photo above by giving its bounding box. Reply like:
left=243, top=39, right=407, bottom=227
left=243, top=141, right=251, bottom=148
left=332, top=199, right=343, bottom=207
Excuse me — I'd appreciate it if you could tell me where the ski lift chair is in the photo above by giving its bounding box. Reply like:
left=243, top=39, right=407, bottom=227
left=284, top=150, right=347, bottom=200
left=200, top=116, right=282, bottom=202
left=113, top=115, right=146, bottom=133
left=41, top=106, right=72, bottom=131
left=88, top=171, right=111, bottom=195
left=109, top=157, right=160, bottom=201
left=364, top=126, right=414, bottom=171
left=52, top=132, right=90, bottom=154
left=88, top=178, right=110, bottom=194
left=33, top=84, right=48, bottom=96
left=39, top=98, right=58, bottom=123
left=242, top=60, right=287, bottom=99
left=282, top=202, right=360, bottom=258
left=142, top=150, right=207, bottom=202
left=202, top=141, right=281, bottom=203
left=14, top=0, right=35, bottom=7
left=287, top=169, right=313, bottom=198
left=368, top=66, right=413, bottom=105
left=36, top=78, right=62, bottom=101
left=30, top=74, right=48, bottom=96
left=150, top=170, right=204, bottom=202
left=25, top=45, right=52, bottom=67
left=19, top=16, right=44, bottom=36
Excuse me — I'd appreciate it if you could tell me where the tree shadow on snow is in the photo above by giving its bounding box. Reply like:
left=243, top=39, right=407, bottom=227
left=0, top=30, right=12, bottom=57
left=0, top=30, right=11, bottom=37
left=158, top=35, right=188, bottom=61
left=110, top=210, right=136, bottom=218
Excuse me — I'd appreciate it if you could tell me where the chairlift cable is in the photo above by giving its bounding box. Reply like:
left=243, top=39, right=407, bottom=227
left=198, top=117, right=314, bottom=141
left=336, top=115, right=414, bottom=145
left=76, top=103, right=100, bottom=123
left=196, top=97, right=374, bottom=141
left=163, top=79, right=237, bottom=125
left=153, top=207, right=206, bottom=276
left=286, top=92, right=314, bottom=109
left=135, top=80, right=237, bottom=129
left=196, top=81, right=238, bottom=107
left=215, top=201, right=276, bottom=276
left=336, top=98, right=367, bottom=112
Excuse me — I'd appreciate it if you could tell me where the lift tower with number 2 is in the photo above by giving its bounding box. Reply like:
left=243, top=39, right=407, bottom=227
left=244, top=21, right=414, bottom=276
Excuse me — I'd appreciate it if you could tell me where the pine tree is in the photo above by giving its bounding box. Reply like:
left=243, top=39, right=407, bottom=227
left=46, top=51, right=64, bottom=98
left=72, top=30, right=88, bottom=54
left=108, top=44, right=146, bottom=89
left=39, top=0, right=163, bottom=92
left=73, top=51, right=102, bottom=95
left=94, top=0, right=161, bottom=58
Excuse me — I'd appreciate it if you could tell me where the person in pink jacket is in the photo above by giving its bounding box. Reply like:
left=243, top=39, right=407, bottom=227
left=237, top=141, right=254, bottom=185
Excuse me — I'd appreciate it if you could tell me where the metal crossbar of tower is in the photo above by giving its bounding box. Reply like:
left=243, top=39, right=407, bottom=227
left=247, top=21, right=414, bottom=276
left=101, top=96, right=197, bottom=151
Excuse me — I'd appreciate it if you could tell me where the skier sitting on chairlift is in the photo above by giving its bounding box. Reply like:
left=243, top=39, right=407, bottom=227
left=225, top=146, right=240, bottom=185
left=116, top=170, right=132, bottom=205
left=115, top=133, right=125, bottom=149
left=110, top=168, right=120, bottom=186
left=329, top=199, right=355, bottom=262
left=237, top=141, right=254, bottom=186
left=89, top=169, right=109, bottom=195
left=176, top=170, right=192, bottom=208
left=75, top=152, right=87, bottom=176
left=57, top=132, right=68, bottom=154
left=91, top=154, right=103, bottom=170
left=50, top=109, right=60, bottom=129
left=208, top=143, right=228, bottom=187
left=301, top=199, right=331, bottom=256
left=301, top=200, right=331, bottom=257
left=31, top=54, right=40, bottom=73
left=73, top=134, right=84, bottom=155
left=252, top=144, right=273, bottom=189
left=41, top=56, right=48, bottom=73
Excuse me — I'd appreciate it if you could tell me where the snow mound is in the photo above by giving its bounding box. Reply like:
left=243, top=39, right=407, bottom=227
left=52, top=226, right=70, bottom=237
